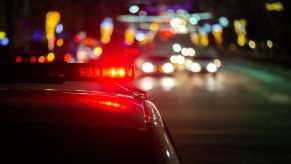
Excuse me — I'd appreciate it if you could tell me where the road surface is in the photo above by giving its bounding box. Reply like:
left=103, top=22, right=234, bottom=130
left=133, top=56, right=291, bottom=164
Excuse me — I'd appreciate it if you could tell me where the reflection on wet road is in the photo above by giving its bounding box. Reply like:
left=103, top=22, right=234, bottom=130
left=133, top=58, right=291, bottom=164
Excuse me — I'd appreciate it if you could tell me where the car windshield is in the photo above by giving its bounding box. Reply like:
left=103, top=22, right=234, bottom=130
left=1, top=0, right=291, bottom=164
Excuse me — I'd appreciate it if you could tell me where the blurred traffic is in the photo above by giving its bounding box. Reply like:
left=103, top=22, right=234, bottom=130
left=136, top=51, right=176, bottom=76
left=184, top=47, right=221, bottom=77
left=1, top=1, right=289, bottom=68
left=0, top=1, right=291, bottom=164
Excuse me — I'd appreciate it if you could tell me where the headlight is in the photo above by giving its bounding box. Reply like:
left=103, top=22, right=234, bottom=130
left=206, top=63, right=218, bottom=73
left=170, top=55, right=177, bottom=64
left=176, top=55, right=185, bottom=64
left=190, top=63, right=201, bottom=72
left=142, top=62, right=154, bottom=73
left=162, top=63, right=174, bottom=74
left=185, top=59, right=193, bottom=70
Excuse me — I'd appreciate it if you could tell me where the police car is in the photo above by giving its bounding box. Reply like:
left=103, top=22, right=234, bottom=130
left=0, top=63, right=181, bottom=164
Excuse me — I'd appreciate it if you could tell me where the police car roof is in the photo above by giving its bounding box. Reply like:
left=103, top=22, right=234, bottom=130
left=0, top=88, right=148, bottom=131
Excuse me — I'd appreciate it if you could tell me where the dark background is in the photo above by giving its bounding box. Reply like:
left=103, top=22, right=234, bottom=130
left=0, top=0, right=290, bottom=62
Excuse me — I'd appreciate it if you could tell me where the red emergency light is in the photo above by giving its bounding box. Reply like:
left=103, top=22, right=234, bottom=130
left=0, top=63, right=135, bottom=83
left=78, top=65, right=135, bottom=81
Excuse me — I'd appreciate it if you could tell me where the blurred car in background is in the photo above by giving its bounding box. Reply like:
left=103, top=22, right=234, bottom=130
left=136, top=55, right=176, bottom=76
left=185, top=49, right=221, bottom=77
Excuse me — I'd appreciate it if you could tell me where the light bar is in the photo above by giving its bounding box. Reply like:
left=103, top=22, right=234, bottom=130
left=79, top=66, right=134, bottom=81
left=0, top=63, right=135, bottom=83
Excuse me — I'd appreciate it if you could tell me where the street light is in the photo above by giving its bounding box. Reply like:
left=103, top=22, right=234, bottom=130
left=100, top=18, right=114, bottom=44
left=234, top=19, right=247, bottom=47
left=46, top=11, right=60, bottom=51
left=266, top=2, right=284, bottom=11
left=124, top=26, right=135, bottom=45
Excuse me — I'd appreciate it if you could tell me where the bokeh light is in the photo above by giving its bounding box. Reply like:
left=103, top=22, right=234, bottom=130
left=189, top=17, right=198, bottom=25
left=219, top=16, right=229, bottom=27
left=56, top=38, right=64, bottom=47
left=64, top=53, right=72, bottom=63
left=15, top=56, right=22, bottom=63
left=203, top=23, right=212, bottom=33
left=135, top=32, right=145, bottom=41
left=267, top=40, right=273, bottom=48
left=129, top=5, right=140, bottom=14
left=47, top=52, right=55, bottom=62
left=56, top=24, right=63, bottom=34
left=93, top=47, right=103, bottom=56
left=38, top=56, right=46, bottom=63
left=248, top=40, right=256, bottom=49
left=173, top=43, right=182, bottom=53
left=150, top=23, right=159, bottom=31
left=0, top=31, right=6, bottom=39
left=0, top=37, right=9, bottom=46
left=30, top=56, right=37, bottom=63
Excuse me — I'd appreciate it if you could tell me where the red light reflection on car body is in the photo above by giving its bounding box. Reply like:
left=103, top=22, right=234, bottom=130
left=78, top=96, right=129, bottom=111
